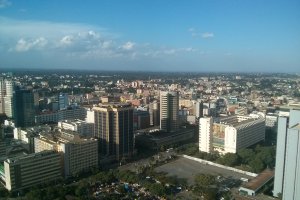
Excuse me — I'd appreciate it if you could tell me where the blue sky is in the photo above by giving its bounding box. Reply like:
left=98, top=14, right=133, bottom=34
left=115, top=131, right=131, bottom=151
left=0, top=0, right=299, bottom=72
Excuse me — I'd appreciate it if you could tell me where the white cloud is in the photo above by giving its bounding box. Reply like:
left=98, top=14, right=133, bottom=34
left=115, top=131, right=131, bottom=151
left=0, top=17, right=200, bottom=63
left=60, top=35, right=74, bottom=46
left=188, top=28, right=214, bottom=39
left=0, top=0, right=11, bottom=8
left=15, top=37, right=48, bottom=52
left=121, top=41, right=135, bottom=50
left=201, top=32, right=214, bottom=38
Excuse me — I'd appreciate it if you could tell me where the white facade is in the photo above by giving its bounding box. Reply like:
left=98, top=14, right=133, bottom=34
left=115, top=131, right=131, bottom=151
left=34, top=132, right=98, bottom=178
left=200, top=115, right=265, bottom=154
left=199, top=117, right=213, bottom=153
left=58, top=119, right=94, bottom=137
left=0, top=79, right=13, bottom=117
left=265, top=114, right=278, bottom=128
left=85, top=109, right=95, bottom=123
left=273, top=110, right=300, bottom=200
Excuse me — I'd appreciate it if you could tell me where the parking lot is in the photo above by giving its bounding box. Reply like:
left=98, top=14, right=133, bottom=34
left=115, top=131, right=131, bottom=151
left=155, top=156, right=253, bottom=185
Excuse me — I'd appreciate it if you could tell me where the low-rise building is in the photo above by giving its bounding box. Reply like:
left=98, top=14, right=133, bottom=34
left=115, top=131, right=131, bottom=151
left=199, top=115, right=265, bottom=153
left=2, top=150, right=61, bottom=191
left=35, top=131, right=98, bottom=177
left=58, top=119, right=94, bottom=137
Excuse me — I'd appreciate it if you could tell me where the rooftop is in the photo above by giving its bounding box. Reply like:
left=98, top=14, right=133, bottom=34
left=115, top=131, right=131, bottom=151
left=240, top=169, right=274, bottom=192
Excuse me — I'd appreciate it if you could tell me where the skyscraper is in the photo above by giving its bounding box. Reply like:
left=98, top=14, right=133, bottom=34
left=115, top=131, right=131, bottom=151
left=13, top=87, right=35, bottom=127
left=0, top=79, right=14, bottom=117
left=160, top=91, right=179, bottom=132
left=149, top=100, right=160, bottom=126
left=199, top=117, right=213, bottom=153
left=59, top=93, right=69, bottom=110
left=93, top=102, right=134, bottom=161
left=273, top=109, right=300, bottom=200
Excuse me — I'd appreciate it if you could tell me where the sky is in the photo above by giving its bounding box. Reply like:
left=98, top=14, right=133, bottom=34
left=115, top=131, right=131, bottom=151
left=0, top=0, right=299, bottom=72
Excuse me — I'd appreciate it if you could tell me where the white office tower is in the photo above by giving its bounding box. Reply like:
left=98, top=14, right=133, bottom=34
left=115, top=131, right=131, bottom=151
left=85, top=109, right=95, bottom=123
left=0, top=79, right=4, bottom=113
left=273, top=110, right=300, bottom=199
left=160, top=91, right=179, bottom=132
left=199, top=117, right=213, bottom=153
left=0, top=79, right=13, bottom=117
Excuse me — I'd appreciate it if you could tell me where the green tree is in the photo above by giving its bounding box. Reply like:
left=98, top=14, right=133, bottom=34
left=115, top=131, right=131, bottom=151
left=0, top=187, right=9, bottom=198
left=194, top=174, right=216, bottom=187
left=25, top=188, right=44, bottom=200
left=147, top=183, right=166, bottom=197
left=217, top=153, right=239, bottom=167
left=238, top=148, right=255, bottom=164
left=249, top=158, right=264, bottom=173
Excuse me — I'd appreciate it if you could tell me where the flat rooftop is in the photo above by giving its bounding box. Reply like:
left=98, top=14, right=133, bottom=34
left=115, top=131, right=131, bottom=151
left=240, top=169, right=274, bottom=191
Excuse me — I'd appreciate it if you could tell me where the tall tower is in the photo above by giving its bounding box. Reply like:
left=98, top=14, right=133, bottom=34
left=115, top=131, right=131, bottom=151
left=13, top=87, right=35, bottom=127
left=273, top=110, right=300, bottom=199
left=93, top=102, right=134, bottom=161
left=160, top=91, right=179, bottom=132
left=149, top=100, right=160, bottom=126
left=59, top=93, right=69, bottom=110
left=0, top=79, right=14, bottom=117
left=0, top=78, right=5, bottom=114
left=199, top=117, right=213, bottom=153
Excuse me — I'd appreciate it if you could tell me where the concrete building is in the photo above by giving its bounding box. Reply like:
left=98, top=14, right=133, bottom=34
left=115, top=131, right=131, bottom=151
left=35, top=106, right=87, bottom=125
left=58, top=93, right=69, bottom=110
left=58, top=119, right=94, bottom=137
left=0, top=79, right=13, bottom=117
left=13, top=88, right=35, bottom=127
left=85, top=109, right=95, bottom=123
left=199, top=115, right=265, bottom=153
left=265, top=114, right=278, bottom=129
left=160, top=91, right=179, bottom=132
left=13, top=126, right=51, bottom=153
left=195, top=100, right=203, bottom=119
left=135, top=127, right=195, bottom=150
left=93, top=102, right=134, bottom=161
left=2, top=150, right=61, bottom=191
left=199, top=117, right=213, bottom=153
left=34, top=131, right=98, bottom=178
left=133, top=110, right=150, bottom=130
left=149, top=101, right=160, bottom=126
left=273, top=109, right=300, bottom=199
left=239, top=169, right=274, bottom=196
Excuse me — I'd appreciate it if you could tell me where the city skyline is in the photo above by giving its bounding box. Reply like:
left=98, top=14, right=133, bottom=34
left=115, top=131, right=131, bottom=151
left=0, top=0, right=299, bottom=72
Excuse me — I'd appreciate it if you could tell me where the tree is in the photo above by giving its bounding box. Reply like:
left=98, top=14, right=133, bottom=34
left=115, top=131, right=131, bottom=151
left=147, top=183, right=166, bottom=197
left=249, top=158, right=264, bottom=173
left=238, top=148, right=255, bottom=164
left=194, top=174, right=216, bottom=187
left=25, top=188, right=44, bottom=200
left=217, top=153, right=239, bottom=167
left=0, top=187, right=9, bottom=198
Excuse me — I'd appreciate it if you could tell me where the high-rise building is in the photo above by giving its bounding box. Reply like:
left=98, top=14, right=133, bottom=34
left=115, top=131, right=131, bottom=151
left=199, top=117, right=213, bottom=152
left=195, top=100, right=203, bottom=119
left=273, top=110, right=300, bottom=199
left=160, top=91, right=179, bottom=132
left=3, top=150, right=61, bottom=191
left=149, top=101, right=160, bottom=126
left=59, top=93, right=69, bottom=110
left=93, top=102, right=134, bottom=161
left=0, top=79, right=14, bottom=117
left=12, top=88, right=35, bottom=127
